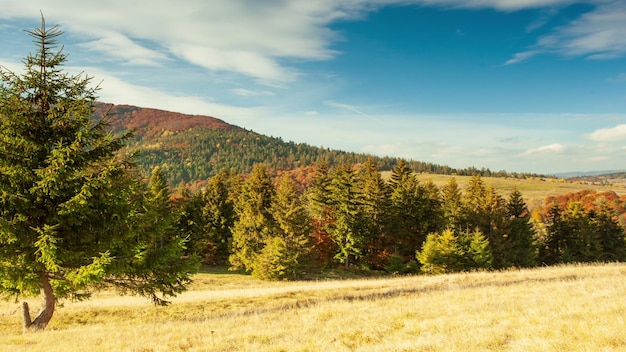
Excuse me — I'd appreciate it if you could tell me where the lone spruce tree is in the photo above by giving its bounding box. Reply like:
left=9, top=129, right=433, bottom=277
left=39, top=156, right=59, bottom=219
left=0, top=18, right=197, bottom=332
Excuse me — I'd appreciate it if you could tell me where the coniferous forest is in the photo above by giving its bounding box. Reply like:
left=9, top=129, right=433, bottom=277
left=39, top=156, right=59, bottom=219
left=97, top=103, right=626, bottom=280
left=168, top=159, right=626, bottom=280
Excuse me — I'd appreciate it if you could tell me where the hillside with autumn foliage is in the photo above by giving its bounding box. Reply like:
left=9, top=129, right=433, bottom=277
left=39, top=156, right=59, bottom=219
left=94, top=103, right=544, bottom=187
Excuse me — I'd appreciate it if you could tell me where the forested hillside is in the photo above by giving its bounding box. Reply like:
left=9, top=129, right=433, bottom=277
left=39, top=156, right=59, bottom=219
left=95, top=103, right=541, bottom=186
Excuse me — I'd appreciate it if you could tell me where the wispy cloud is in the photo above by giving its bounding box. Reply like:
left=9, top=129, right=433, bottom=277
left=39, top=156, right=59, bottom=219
left=5, top=0, right=617, bottom=85
left=324, top=100, right=381, bottom=122
left=505, top=1, right=626, bottom=64
left=504, top=50, right=540, bottom=65
left=586, top=124, right=626, bottom=142
left=78, top=32, right=170, bottom=67
left=230, top=88, right=276, bottom=97
left=522, top=143, right=565, bottom=156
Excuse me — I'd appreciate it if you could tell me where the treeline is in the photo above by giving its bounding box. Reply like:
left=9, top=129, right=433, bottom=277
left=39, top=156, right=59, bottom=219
left=122, top=126, right=543, bottom=186
left=157, top=159, right=626, bottom=280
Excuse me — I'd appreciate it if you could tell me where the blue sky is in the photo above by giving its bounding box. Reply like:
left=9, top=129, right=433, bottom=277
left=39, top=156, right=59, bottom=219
left=1, top=1, right=626, bottom=175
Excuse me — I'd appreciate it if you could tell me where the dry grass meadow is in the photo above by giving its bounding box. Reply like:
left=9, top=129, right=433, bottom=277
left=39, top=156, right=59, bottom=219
left=1, top=263, right=625, bottom=351
left=412, top=173, right=626, bottom=209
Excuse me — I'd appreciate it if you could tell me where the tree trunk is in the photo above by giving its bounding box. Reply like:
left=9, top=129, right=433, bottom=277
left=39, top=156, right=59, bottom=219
left=22, top=272, right=55, bottom=333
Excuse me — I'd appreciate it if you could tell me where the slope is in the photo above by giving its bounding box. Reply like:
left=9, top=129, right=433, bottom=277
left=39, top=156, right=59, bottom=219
left=95, top=103, right=542, bottom=186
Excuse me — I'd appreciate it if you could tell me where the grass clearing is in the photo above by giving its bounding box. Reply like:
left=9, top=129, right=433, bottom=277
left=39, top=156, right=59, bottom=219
left=1, top=263, right=625, bottom=351
left=412, top=174, right=626, bottom=209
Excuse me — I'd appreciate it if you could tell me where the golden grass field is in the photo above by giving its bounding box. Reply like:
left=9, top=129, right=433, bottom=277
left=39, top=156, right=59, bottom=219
left=1, top=263, right=625, bottom=351
left=413, top=173, right=626, bottom=209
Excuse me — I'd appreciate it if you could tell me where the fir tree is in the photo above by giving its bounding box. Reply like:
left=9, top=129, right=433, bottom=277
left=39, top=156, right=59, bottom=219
left=0, top=18, right=196, bottom=331
left=505, top=188, right=536, bottom=267
left=306, top=162, right=336, bottom=267
left=441, top=177, right=463, bottom=229
left=358, top=158, right=391, bottom=269
left=592, top=203, right=626, bottom=262
left=229, top=164, right=275, bottom=271
left=327, top=164, right=363, bottom=268
left=254, top=175, right=312, bottom=280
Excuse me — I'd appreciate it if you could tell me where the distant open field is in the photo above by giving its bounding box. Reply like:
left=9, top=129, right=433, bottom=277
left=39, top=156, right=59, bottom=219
left=1, top=264, right=625, bottom=351
left=412, top=174, right=626, bottom=209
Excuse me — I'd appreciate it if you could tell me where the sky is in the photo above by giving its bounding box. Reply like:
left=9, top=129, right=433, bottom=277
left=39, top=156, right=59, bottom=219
left=1, top=1, right=626, bottom=175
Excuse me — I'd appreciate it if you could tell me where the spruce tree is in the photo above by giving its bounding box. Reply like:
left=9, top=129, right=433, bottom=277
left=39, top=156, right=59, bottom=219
left=561, top=201, right=601, bottom=262
left=198, top=169, right=236, bottom=264
left=388, top=163, right=441, bottom=262
left=440, top=177, right=463, bottom=229
left=592, top=203, right=626, bottom=262
left=229, top=164, right=275, bottom=271
left=0, top=18, right=196, bottom=331
left=358, top=158, right=391, bottom=269
left=327, top=164, right=363, bottom=269
left=306, top=162, right=336, bottom=267
left=505, top=188, right=536, bottom=267
left=539, top=204, right=566, bottom=265
left=253, top=175, right=312, bottom=280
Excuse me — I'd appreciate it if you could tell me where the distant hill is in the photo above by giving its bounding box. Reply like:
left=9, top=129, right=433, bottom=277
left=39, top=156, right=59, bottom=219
left=94, top=103, right=238, bottom=138
left=554, top=170, right=626, bottom=178
left=94, top=103, right=543, bottom=186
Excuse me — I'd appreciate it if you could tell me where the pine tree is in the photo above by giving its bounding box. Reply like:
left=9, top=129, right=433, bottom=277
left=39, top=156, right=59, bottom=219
left=505, top=188, right=536, bottom=267
left=0, top=18, right=196, bottom=331
left=561, top=201, right=601, bottom=262
left=388, top=163, right=441, bottom=263
left=306, top=162, right=336, bottom=267
left=592, top=203, right=626, bottom=261
left=389, top=159, right=413, bottom=187
left=416, top=229, right=463, bottom=274
left=461, top=174, right=487, bottom=230
left=229, top=164, right=275, bottom=271
left=327, top=164, right=363, bottom=269
left=416, top=228, right=492, bottom=274
left=179, top=169, right=236, bottom=265
left=358, top=158, right=391, bottom=269
left=253, top=175, right=312, bottom=280
left=538, top=204, right=566, bottom=265
left=462, top=229, right=494, bottom=270
left=441, top=177, right=463, bottom=229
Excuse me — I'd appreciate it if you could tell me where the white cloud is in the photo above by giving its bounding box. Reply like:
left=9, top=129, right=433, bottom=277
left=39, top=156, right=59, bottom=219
left=407, top=0, right=575, bottom=11
left=324, top=100, right=381, bottom=122
left=230, top=88, right=275, bottom=97
left=79, top=66, right=267, bottom=122
left=4, top=0, right=612, bottom=85
left=505, top=1, right=626, bottom=64
left=522, top=143, right=566, bottom=156
left=504, top=50, right=540, bottom=65
left=587, top=124, right=626, bottom=142
left=78, top=32, right=169, bottom=67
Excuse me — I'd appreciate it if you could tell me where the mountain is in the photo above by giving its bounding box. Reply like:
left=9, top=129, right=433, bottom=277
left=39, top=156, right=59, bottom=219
left=94, top=103, right=238, bottom=138
left=95, top=103, right=541, bottom=186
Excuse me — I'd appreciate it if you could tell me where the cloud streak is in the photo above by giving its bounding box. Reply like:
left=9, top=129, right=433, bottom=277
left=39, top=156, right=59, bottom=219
left=325, top=100, right=381, bottom=122
left=587, top=124, right=626, bottom=142
left=4, top=1, right=624, bottom=83
left=505, top=1, right=626, bottom=64
left=522, top=143, right=566, bottom=156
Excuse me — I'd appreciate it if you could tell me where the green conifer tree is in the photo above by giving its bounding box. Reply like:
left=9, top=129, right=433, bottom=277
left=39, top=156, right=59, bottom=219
left=440, top=177, right=464, bottom=229
left=505, top=188, right=536, bottom=267
left=358, top=158, right=391, bottom=269
left=592, top=203, right=626, bottom=262
left=199, top=169, right=236, bottom=264
left=327, top=164, right=363, bottom=268
left=306, top=162, right=336, bottom=267
left=253, top=175, right=312, bottom=280
left=229, top=164, right=275, bottom=271
left=0, top=19, right=196, bottom=331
